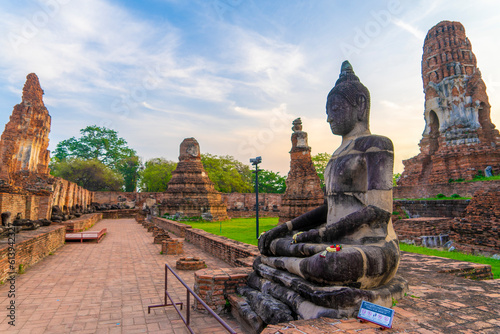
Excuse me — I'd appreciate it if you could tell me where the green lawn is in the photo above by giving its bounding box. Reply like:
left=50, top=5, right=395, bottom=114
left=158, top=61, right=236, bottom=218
left=188, top=217, right=500, bottom=278
left=188, top=217, right=279, bottom=246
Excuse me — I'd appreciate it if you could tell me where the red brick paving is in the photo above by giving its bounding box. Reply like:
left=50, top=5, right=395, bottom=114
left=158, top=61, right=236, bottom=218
left=1, top=218, right=500, bottom=333
left=0, top=218, right=242, bottom=334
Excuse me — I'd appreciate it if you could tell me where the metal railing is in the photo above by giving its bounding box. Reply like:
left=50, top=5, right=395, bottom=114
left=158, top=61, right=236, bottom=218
left=148, top=263, right=236, bottom=334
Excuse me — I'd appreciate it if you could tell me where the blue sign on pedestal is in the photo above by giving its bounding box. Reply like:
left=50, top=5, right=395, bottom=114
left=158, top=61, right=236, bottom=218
left=357, top=300, right=395, bottom=328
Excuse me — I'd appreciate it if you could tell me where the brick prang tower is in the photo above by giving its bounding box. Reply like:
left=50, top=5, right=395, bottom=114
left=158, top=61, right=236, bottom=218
left=399, top=21, right=500, bottom=186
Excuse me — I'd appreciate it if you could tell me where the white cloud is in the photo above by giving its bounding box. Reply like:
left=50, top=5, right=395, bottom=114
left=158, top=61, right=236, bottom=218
left=393, top=19, right=425, bottom=40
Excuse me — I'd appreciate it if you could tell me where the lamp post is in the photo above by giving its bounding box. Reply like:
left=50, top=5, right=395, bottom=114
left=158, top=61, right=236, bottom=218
left=250, top=156, right=262, bottom=239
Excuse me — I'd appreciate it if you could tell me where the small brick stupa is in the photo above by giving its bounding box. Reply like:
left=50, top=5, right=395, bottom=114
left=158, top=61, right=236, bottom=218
left=161, top=138, right=228, bottom=221
left=398, top=21, right=500, bottom=186
left=0, top=73, right=52, bottom=193
left=278, top=118, right=324, bottom=224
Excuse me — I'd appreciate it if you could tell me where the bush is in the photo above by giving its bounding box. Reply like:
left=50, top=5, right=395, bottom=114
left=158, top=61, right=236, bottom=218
left=436, top=193, right=446, bottom=198
left=451, top=194, right=461, bottom=199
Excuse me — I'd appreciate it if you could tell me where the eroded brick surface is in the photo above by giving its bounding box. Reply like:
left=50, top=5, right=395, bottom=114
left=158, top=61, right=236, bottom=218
left=279, top=119, right=324, bottom=224
left=0, top=74, right=93, bottom=220
left=398, top=21, right=500, bottom=189
left=159, top=138, right=228, bottom=221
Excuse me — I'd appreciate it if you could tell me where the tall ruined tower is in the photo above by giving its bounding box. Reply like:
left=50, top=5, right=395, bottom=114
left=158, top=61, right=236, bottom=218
left=0, top=73, right=52, bottom=191
left=398, top=21, right=500, bottom=186
left=278, top=118, right=324, bottom=224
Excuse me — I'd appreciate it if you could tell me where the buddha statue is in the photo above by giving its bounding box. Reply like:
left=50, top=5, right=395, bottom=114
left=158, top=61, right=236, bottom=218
left=258, top=61, right=399, bottom=289
left=236, top=62, right=407, bottom=327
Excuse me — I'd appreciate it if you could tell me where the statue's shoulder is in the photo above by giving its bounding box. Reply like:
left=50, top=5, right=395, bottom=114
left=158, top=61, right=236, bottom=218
left=353, top=135, right=393, bottom=152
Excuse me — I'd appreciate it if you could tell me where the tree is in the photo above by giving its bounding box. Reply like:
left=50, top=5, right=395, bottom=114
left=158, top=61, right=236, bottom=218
left=117, top=155, right=142, bottom=192
left=201, top=154, right=253, bottom=193
left=311, top=152, right=330, bottom=189
left=139, top=158, right=177, bottom=192
left=257, top=170, right=286, bottom=193
left=50, top=158, right=123, bottom=191
left=52, top=125, right=140, bottom=191
left=53, top=125, right=136, bottom=166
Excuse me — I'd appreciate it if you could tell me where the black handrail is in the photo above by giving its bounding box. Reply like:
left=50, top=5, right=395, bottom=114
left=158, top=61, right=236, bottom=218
left=148, top=263, right=236, bottom=334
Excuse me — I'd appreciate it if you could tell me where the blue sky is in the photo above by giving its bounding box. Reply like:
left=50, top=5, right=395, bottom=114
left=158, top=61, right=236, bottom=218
left=1, top=0, right=500, bottom=175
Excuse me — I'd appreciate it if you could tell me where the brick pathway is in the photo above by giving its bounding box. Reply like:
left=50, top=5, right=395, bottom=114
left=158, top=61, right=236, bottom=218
left=1, top=218, right=500, bottom=333
left=0, top=218, right=243, bottom=334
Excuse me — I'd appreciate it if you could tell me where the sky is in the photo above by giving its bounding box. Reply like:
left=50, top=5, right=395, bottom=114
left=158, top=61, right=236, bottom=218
left=1, top=0, right=500, bottom=175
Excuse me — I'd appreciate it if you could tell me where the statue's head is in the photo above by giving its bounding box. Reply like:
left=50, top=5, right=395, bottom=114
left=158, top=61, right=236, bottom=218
left=326, top=61, right=370, bottom=136
left=292, top=118, right=302, bottom=132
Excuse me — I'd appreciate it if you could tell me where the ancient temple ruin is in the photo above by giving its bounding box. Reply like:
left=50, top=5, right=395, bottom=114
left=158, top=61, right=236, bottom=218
left=278, top=118, right=323, bottom=224
left=0, top=74, right=93, bottom=222
left=0, top=73, right=51, bottom=193
left=160, top=138, right=228, bottom=221
left=398, top=21, right=500, bottom=186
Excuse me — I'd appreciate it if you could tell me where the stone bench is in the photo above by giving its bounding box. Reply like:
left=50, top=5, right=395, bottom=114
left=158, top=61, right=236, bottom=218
left=65, top=228, right=107, bottom=243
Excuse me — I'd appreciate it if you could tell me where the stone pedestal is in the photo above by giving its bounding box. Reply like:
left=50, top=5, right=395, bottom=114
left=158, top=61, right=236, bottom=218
left=175, top=257, right=206, bottom=270
left=193, top=267, right=251, bottom=314
left=232, top=259, right=408, bottom=328
left=161, top=239, right=183, bottom=255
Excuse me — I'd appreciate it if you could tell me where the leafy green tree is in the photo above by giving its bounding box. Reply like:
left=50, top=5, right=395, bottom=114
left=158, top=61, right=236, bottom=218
left=117, top=155, right=142, bottom=192
left=50, top=158, right=123, bottom=191
left=52, top=125, right=140, bottom=191
left=53, top=125, right=136, bottom=166
left=201, top=154, right=253, bottom=193
left=257, top=170, right=286, bottom=193
left=139, top=158, right=177, bottom=192
left=311, top=152, right=330, bottom=189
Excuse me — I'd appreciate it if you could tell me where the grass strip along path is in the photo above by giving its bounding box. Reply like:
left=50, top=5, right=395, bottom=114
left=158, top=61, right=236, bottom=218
left=188, top=217, right=278, bottom=246
left=188, top=217, right=500, bottom=279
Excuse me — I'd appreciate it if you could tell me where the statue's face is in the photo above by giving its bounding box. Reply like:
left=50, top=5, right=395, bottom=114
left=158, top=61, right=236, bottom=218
left=326, top=94, right=357, bottom=136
